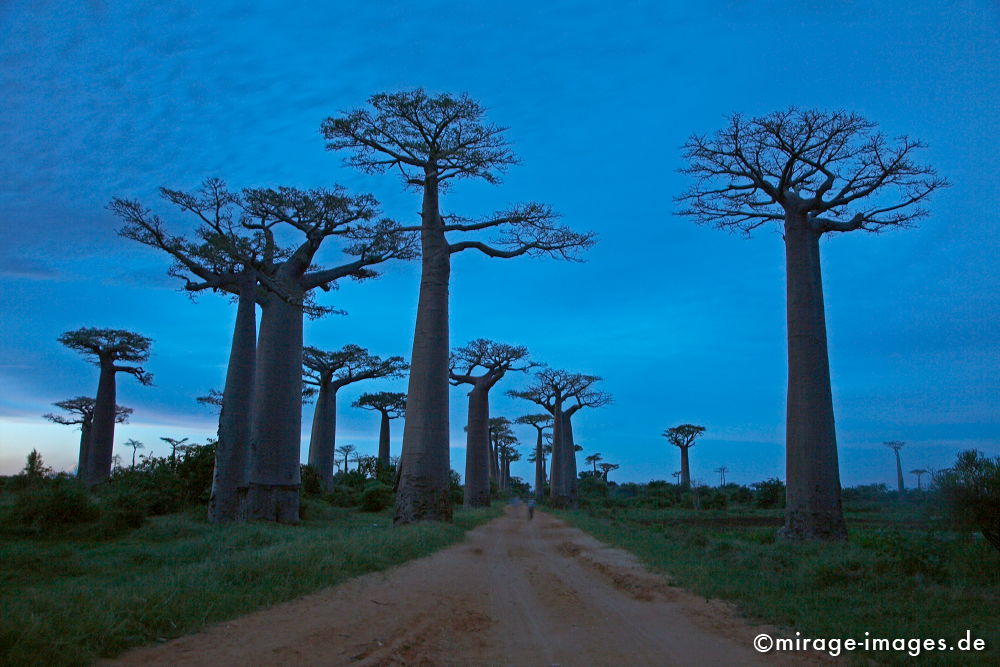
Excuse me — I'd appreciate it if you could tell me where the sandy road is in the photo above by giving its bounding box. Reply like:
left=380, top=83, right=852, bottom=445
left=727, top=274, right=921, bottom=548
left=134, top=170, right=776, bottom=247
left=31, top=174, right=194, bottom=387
left=110, top=506, right=824, bottom=666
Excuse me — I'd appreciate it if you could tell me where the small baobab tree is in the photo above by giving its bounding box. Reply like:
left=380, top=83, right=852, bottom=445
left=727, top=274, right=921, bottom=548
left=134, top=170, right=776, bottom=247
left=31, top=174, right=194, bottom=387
left=303, top=345, right=408, bottom=489
left=885, top=440, right=906, bottom=493
left=58, top=328, right=153, bottom=485
left=516, top=414, right=552, bottom=503
left=124, top=439, right=145, bottom=468
left=336, top=444, right=356, bottom=474
left=324, top=90, right=595, bottom=524
left=43, top=397, right=132, bottom=478
left=449, top=339, right=534, bottom=507
left=353, top=392, right=407, bottom=471
left=161, top=437, right=190, bottom=468
left=677, top=109, right=946, bottom=540
left=585, top=453, right=603, bottom=474
left=911, top=468, right=928, bottom=491
left=715, top=465, right=728, bottom=486
left=488, top=417, right=518, bottom=491
left=663, top=424, right=705, bottom=490
left=599, top=462, right=620, bottom=483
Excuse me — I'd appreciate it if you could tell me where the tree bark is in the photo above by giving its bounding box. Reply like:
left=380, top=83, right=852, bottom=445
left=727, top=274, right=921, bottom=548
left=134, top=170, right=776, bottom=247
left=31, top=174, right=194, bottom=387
left=307, top=383, right=338, bottom=490
left=209, top=271, right=257, bottom=523
left=549, top=402, right=563, bottom=504
left=534, top=427, right=545, bottom=503
left=247, top=290, right=304, bottom=523
left=77, top=420, right=92, bottom=479
left=395, top=172, right=453, bottom=523
left=779, top=216, right=847, bottom=540
left=559, top=410, right=579, bottom=507
left=679, top=447, right=691, bottom=490
left=377, top=411, right=391, bottom=471
left=463, top=384, right=491, bottom=507
left=894, top=450, right=904, bottom=494
left=84, top=358, right=118, bottom=485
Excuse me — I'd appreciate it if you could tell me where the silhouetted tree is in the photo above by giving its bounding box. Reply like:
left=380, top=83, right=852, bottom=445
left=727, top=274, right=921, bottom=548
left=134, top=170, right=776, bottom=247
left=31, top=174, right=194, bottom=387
left=498, top=442, right=521, bottom=490
left=43, top=397, right=131, bottom=478
left=911, top=468, right=928, bottom=491
left=663, top=424, right=705, bottom=490
left=450, top=339, right=533, bottom=507
left=197, top=389, right=224, bottom=412
left=161, top=437, right=190, bottom=469
left=124, top=438, right=144, bottom=468
left=598, top=462, right=619, bottom=483
left=303, top=345, right=408, bottom=489
left=324, top=90, right=595, bottom=524
left=353, top=392, right=407, bottom=471
left=20, top=449, right=52, bottom=484
left=488, top=417, right=518, bottom=491
left=585, top=453, right=603, bottom=474
left=58, top=328, right=153, bottom=485
left=336, top=444, right=356, bottom=474
left=677, top=109, right=946, bottom=540
left=516, top=414, right=552, bottom=503
left=715, top=465, right=728, bottom=486
left=934, top=450, right=1000, bottom=552
left=885, top=440, right=906, bottom=493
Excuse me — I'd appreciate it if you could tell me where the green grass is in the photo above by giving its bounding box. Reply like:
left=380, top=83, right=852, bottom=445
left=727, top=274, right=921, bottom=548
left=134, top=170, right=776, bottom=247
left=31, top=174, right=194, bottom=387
left=559, top=503, right=999, bottom=666
left=0, top=502, right=500, bottom=666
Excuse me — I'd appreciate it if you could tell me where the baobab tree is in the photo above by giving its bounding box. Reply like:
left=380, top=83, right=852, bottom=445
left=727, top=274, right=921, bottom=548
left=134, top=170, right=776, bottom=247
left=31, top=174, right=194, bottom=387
left=516, top=414, right=552, bottom=503
left=161, top=437, right=190, bottom=468
left=124, top=439, right=144, bottom=468
left=449, top=339, right=534, bottom=506
left=911, top=468, right=928, bottom=491
left=885, top=440, right=906, bottom=494
left=303, top=345, right=408, bottom=489
left=58, top=328, right=153, bottom=485
left=677, top=109, right=946, bottom=540
left=585, top=453, right=603, bottom=474
left=43, top=397, right=132, bottom=477
left=488, top=417, right=518, bottom=491
left=663, top=424, right=705, bottom=490
left=323, top=90, right=595, bottom=524
left=498, top=442, right=521, bottom=490
left=353, top=392, right=407, bottom=471
left=715, top=466, right=728, bottom=486
left=599, top=462, right=620, bottom=483
left=509, top=369, right=610, bottom=506
left=336, top=444, right=356, bottom=474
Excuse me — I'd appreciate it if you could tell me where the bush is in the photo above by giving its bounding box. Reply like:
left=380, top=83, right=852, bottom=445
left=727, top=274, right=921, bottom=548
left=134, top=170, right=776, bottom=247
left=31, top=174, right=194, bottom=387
left=450, top=470, right=464, bottom=505
left=360, top=483, right=394, bottom=512
left=325, top=484, right=362, bottom=507
left=6, top=478, right=100, bottom=532
left=934, top=449, right=1000, bottom=551
left=300, top=464, right=323, bottom=498
left=578, top=475, right=609, bottom=504
left=752, top=478, right=786, bottom=509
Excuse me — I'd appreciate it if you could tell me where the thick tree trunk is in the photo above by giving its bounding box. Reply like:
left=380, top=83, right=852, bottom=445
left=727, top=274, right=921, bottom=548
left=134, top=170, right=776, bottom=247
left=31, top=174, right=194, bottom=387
left=463, top=385, right=491, bottom=507
left=560, top=411, right=579, bottom=507
left=84, top=359, right=117, bottom=485
left=894, top=450, right=904, bottom=494
left=307, top=384, right=338, bottom=490
left=247, top=290, right=304, bottom=523
left=779, top=218, right=847, bottom=541
left=534, top=428, right=545, bottom=503
left=209, top=273, right=257, bottom=523
left=395, top=174, right=453, bottom=523
left=377, top=411, right=391, bottom=471
left=680, top=447, right=691, bottom=490
left=549, top=402, right=563, bottom=503
left=77, top=421, right=92, bottom=478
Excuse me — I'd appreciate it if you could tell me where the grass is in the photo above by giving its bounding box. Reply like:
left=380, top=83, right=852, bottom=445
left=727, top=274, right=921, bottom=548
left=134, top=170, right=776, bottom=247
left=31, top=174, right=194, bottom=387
left=558, top=502, right=999, bottom=666
left=0, top=501, right=500, bottom=666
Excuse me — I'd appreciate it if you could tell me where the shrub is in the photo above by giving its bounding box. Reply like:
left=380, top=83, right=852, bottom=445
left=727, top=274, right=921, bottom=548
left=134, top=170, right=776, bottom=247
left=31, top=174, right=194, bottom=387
left=325, top=484, right=361, bottom=507
left=6, top=478, right=100, bottom=532
left=300, top=464, right=323, bottom=498
left=934, top=449, right=1000, bottom=551
left=360, top=483, right=394, bottom=512
left=752, top=478, right=786, bottom=509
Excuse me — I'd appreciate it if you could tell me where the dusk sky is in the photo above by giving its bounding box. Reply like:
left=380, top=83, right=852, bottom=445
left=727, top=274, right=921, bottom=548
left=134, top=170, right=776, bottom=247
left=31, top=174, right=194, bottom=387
left=1, top=0, right=997, bottom=488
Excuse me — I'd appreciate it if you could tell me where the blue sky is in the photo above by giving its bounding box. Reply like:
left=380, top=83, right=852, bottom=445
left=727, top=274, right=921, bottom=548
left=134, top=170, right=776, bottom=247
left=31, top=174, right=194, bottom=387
left=1, top=0, right=997, bottom=487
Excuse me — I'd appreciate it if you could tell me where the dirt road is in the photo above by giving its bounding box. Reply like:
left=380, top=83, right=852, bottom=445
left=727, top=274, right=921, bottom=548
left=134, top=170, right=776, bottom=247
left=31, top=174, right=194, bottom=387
left=110, top=506, right=818, bottom=666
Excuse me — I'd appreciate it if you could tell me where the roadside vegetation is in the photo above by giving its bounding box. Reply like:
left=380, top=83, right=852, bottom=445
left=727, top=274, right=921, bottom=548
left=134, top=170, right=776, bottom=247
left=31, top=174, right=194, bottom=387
left=0, top=450, right=498, bottom=667
left=560, top=459, right=999, bottom=666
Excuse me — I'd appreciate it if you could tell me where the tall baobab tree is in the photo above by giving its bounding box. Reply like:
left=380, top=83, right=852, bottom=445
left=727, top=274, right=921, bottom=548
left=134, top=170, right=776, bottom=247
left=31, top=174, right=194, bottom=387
left=677, top=109, right=946, bottom=540
left=599, top=462, right=620, bottom=483
left=585, top=453, right=603, bottom=474
left=335, top=444, right=356, bottom=474
left=517, top=414, right=552, bottom=503
left=663, top=424, right=705, bottom=490
left=323, top=90, right=595, bottom=524
left=449, top=339, right=533, bottom=506
left=43, top=397, right=132, bottom=477
left=884, top=440, right=906, bottom=493
left=124, top=438, right=144, bottom=468
left=353, top=392, right=407, bottom=471
left=498, top=441, right=521, bottom=490
left=509, top=369, right=610, bottom=506
left=303, top=345, right=408, bottom=489
left=58, top=328, right=153, bottom=485
left=488, top=417, right=518, bottom=491
left=911, top=468, right=928, bottom=491
left=161, top=437, right=190, bottom=468
left=715, top=465, right=729, bottom=486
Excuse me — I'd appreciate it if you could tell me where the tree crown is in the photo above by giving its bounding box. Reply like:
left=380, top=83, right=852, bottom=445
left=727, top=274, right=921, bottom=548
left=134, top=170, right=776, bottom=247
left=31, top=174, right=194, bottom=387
left=449, top=338, right=534, bottom=386
left=43, top=397, right=132, bottom=426
left=303, top=345, right=408, bottom=389
left=352, top=391, right=407, bottom=418
left=677, top=108, right=947, bottom=235
left=663, top=424, right=706, bottom=449
left=58, top=328, right=154, bottom=384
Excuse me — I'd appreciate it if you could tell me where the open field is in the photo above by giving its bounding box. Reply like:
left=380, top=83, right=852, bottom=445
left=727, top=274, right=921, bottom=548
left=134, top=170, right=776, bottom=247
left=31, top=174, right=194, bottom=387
left=559, top=501, right=1000, bottom=665
left=0, top=503, right=499, bottom=666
